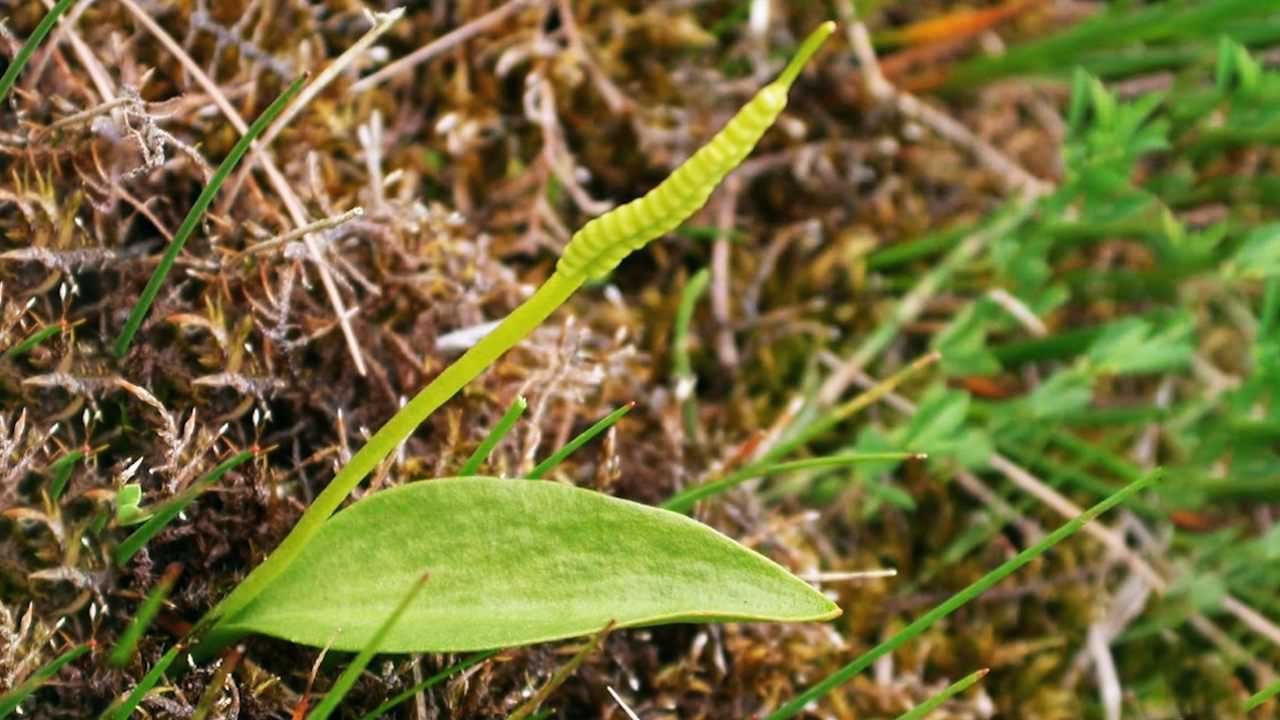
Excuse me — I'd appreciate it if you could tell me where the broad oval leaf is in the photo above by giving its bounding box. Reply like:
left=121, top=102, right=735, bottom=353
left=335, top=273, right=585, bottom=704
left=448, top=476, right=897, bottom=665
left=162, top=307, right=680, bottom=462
left=219, top=477, right=839, bottom=652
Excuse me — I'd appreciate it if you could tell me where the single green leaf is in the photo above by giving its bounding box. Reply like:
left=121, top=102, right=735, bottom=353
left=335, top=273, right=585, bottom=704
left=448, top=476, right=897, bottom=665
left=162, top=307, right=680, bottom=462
left=217, top=477, right=838, bottom=652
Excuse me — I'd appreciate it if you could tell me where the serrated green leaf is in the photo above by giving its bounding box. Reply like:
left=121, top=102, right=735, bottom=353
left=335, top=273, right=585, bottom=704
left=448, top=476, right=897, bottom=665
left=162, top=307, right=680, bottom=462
left=217, top=477, right=839, bottom=653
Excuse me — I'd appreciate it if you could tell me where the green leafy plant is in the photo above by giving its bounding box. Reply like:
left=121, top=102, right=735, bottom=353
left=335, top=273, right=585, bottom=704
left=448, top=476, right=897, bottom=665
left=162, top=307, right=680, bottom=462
left=196, top=22, right=839, bottom=652
left=209, top=476, right=838, bottom=651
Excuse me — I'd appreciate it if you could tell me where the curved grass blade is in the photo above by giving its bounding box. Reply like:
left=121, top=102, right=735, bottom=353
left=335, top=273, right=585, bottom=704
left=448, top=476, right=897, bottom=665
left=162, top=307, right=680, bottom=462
left=355, top=650, right=496, bottom=720
left=0, top=0, right=75, bottom=105
left=113, top=73, right=307, bottom=357
left=108, top=563, right=181, bottom=667
left=307, top=574, right=430, bottom=720
left=895, top=668, right=988, bottom=720
left=114, top=451, right=253, bottom=565
left=662, top=451, right=919, bottom=511
left=765, top=472, right=1157, bottom=719
left=213, top=477, right=838, bottom=653
left=1246, top=678, right=1280, bottom=712
left=0, top=642, right=90, bottom=718
left=527, top=402, right=634, bottom=479
left=458, top=395, right=526, bottom=475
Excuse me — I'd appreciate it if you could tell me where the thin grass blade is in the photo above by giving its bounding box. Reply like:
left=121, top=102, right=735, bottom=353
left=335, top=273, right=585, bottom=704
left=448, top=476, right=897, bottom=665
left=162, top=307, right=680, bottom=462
left=672, top=269, right=710, bottom=438
left=527, top=402, right=634, bottom=479
left=307, top=573, right=430, bottom=720
left=895, top=668, right=989, bottom=720
left=101, top=645, right=180, bottom=720
left=662, top=452, right=920, bottom=511
left=1246, top=678, right=1280, bottom=712
left=765, top=472, right=1157, bottom=719
left=3, top=324, right=61, bottom=360
left=355, top=651, right=497, bottom=720
left=108, top=563, right=181, bottom=667
left=508, top=622, right=614, bottom=720
left=113, top=73, right=307, bottom=357
left=49, top=448, right=84, bottom=501
left=458, top=396, right=526, bottom=475
left=0, top=642, right=90, bottom=718
left=0, top=0, right=75, bottom=104
left=114, top=451, right=253, bottom=565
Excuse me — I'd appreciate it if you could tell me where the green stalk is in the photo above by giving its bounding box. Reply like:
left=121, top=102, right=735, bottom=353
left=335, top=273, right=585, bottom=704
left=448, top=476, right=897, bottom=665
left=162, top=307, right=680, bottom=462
left=766, top=472, right=1156, bottom=719
left=0, top=0, right=75, bottom=104
left=109, top=563, right=182, bottom=667
left=113, top=73, right=307, bottom=357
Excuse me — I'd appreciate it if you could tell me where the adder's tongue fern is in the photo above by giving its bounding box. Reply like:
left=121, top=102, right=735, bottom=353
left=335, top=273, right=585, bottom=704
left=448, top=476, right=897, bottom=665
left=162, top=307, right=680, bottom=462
left=206, top=22, right=835, bottom=631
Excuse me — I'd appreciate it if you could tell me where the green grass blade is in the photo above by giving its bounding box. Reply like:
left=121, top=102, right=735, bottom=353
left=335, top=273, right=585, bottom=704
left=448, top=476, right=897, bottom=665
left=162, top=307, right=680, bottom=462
left=0, top=0, right=75, bottom=105
left=672, top=269, right=710, bottom=438
left=308, top=573, right=431, bottom=720
left=662, top=452, right=918, bottom=512
left=112, top=73, right=307, bottom=357
left=48, top=448, right=84, bottom=501
left=661, top=352, right=940, bottom=515
left=355, top=650, right=497, bottom=720
left=102, top=645, right=180, bottom=720
left=0, top=642, right=90, bottom=718
left=114, top=451, right=253, bottom=565
left=108, top=563, right=181, bottom=667
left=895, top=668, right=989, bottom=720
left=765, top=472, right=1157, bottom=719
left=458, top=395, right=527, bottom=476
left=3, top=324, right=61, bottom=360
left=1246, top=678, right=1280, bottom=712
left=527, top=402, right=634, bottom=480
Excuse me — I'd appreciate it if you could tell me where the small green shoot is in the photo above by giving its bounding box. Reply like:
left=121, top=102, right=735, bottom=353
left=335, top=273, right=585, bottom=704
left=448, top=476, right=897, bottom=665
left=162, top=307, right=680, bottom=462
left=114, top=483, right=146, bottom=525
left=766, top=472, right=1156, bottom=719
left=113, top=73, right=307, bottom=357
left=210, top=477, right=838, bottom=652
left=108, top=563, right=181, bottom=667
left=458, top=395, right=526, bottom=475
left=307, top=574, right=431, bottom=720
left=527, top=402, right=634, bottom=479
left=355, top=651, right=497, bottom=720
left=114, top=451, right=253, bottom=565
left=0, top=642, right=91, bottom=719
left=894, top=668, right=989, bottom=720
left=0, top=0, right=75, bottom=105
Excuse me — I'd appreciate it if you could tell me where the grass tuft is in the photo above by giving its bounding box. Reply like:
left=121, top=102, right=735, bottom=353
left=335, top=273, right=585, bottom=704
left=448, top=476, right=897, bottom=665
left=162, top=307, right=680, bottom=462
left=459, top=395, right=527, bottom=475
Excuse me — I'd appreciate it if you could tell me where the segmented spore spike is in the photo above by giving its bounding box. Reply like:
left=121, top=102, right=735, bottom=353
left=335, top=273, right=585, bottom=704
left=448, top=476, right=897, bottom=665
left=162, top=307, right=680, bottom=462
left=554, top=25, right=833, bottom=282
